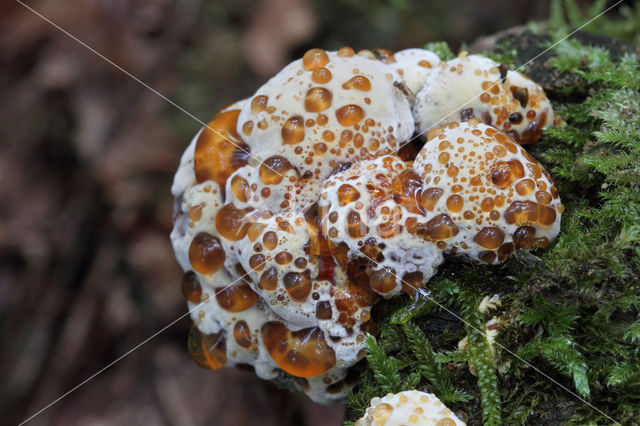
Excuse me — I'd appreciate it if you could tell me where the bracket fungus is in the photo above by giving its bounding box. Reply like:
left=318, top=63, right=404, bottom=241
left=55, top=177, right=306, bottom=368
left=413, top=53, right=561, bottom=144
left=171, top=47, right=562, bottom=404
left=355, top=390, right=466, bottom=426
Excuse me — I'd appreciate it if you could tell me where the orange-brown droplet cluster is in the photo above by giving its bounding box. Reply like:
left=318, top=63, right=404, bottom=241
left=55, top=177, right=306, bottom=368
left=414, top=53, right=559, bottom=145
left=171, top=46, right=560, bottom=406
left=413, top=119, right=562, bottom=264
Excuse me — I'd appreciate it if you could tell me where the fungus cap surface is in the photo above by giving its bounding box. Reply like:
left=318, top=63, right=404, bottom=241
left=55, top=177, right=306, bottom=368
left=413, top=54, right=556, bottom=144
left=355, top=390, right=466, bottom=426
left=390, top=48, right=441, bottom=95
left=170, top=46, right=563, bottom=406
left=413, top=118, right=562, bottom=263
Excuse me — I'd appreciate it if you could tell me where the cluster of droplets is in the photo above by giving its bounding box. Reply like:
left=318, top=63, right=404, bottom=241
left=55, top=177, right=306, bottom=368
left=170, top=47, right=562, bottom=404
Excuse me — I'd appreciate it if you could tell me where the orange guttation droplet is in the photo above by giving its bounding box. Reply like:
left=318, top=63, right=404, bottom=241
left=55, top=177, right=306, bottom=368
left=181, top=271, right=202, bottom=303
left=188, top=232, right=225, bottom=274
left=478, top=251, right=497, bottom=264
left=188, top=325, right=227, bottom=370
left=498, top=242, right=515, bottom=261
left=407, top=213, right=459, bottom=241
left=250, top=254, right=266, bottom=271
left=215, top=204, right=257, bottom=241
left=247, top=222, right=267, bottom=242
left=194, top=109, right=249, bottom=187
left=337, top=184, right=360, bottom=206
left=342, top=75, right=372, bottom=92
left=513, top=226, right=537, bottom=248
left=515, top=178, right=535, bottom=196
left=491, top=159, right=525, bottom=189
left=421, top=187, right=444, bottom=211
left=260, top=267, right=278, bottom=290
left=215, top=283, right=258, bottom=312
left=481, top=197, right=495, bottom=212
left=283, top=270, right=312, bottom=301
left=473, top=227, right=505, bottom=249
left=304, top=203, right=331, bottom=257
left=282, top=115, right=305, bottom=145
left=233, top=320, right=252, bottom=348
left=260, top=155, right=293, bottom=185
left=337, top=46, right=355, bottom=57
left=392, top=169, right=424, bottom=215
left=521, top=112, right=548, bottom=145
left=242, top=120, right=254, bottom=136
left=231, top=175, right=250, bottom=202
left=302, top=48, right=330, bottom=71
left=336, top=104, right=365, bottom=127
left=370, top=267, right=397, bottom=293
left=251, top=95, right=269, bottom=114
left=347, top=210, right=369, bottom=238
left=275, top=251, right=293, bottom=265
left=315, top=301, right=333, bottom=320
left=536, top=190, right=552, bottom=205
left=504, top=200, right=557, bottom=226
left=305, top=87, right=333, bottom=113
left=261, top=321, right=336, bottom=377
left=446, top=194, right=464, bottom=213
left=401, top=271, right=424, bottom=295
left=311, top=67, right=332, bottom=84
left=188, top=203, right=204, bottom=224
left=263, top=231, right=278, bottom=250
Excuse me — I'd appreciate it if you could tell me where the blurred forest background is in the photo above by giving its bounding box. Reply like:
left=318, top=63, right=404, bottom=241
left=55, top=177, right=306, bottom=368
left=0, top=0, right=635, bottom=425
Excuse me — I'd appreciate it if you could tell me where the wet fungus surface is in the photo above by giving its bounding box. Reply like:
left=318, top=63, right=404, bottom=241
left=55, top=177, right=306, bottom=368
left=170, top=48, right=561, bottom=404
left=355, top=390, right=467, bottom=426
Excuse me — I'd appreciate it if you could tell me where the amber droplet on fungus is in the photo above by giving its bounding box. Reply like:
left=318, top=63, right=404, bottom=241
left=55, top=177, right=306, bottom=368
left=260, top=155, right=293, bottom=185
left=342, top=75, right=372, bottom=92
left=337, top=184, right=360, bottom=205
left=426, top=214, right=459, bottom=240
left=282, top=115, right=305, bottom=145
left=215, top=204, right=256, bottom=241
left=336, top=105, right=365, bottom=126
left=311, top=68, right=332, bottom=84
left=233, top=320, right=252, bottom=348
left=305, top=87, right=333, bottom=112
left=303, top=48, right=330, bottom=71
left=283, top=271, right=312, bottom=301
left=188, top=232, right=225, bottom=274
left=230, top=175, right=250, bottom=202
left=473, top=227, right=505, bottom=249
left=421, top=187, right=444, bottom=211
left=194, top=109, right=249, bottom=187
left=215, top=284, right=258, bottom=312
left=188, top=325, right=227, bottom=370
left=181, top=271, right=202, bottom=303
left=262, top=321, right=336, bottom=377
left=260, top=267, right=278, bottom=290
left=504, top=200, right=556, bottom=226
left=370, top=267, right=397, bottom=293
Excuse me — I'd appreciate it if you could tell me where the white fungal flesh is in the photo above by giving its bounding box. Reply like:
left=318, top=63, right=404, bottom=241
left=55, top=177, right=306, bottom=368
left=355, top=390, right=467, bottom=426
left=391, top=48, right=442, bottom=96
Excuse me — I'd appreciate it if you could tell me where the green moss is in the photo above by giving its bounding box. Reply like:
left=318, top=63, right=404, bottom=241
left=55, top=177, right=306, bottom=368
left=423, top=41, right=455, bottom=61
left=346, top=21, right=640, bottom=426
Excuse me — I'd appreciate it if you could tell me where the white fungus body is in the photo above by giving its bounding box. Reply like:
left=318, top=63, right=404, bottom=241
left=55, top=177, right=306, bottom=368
left=355, top=390, right=466, bottom=426
left=170, top=47, right=562, bottom=405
